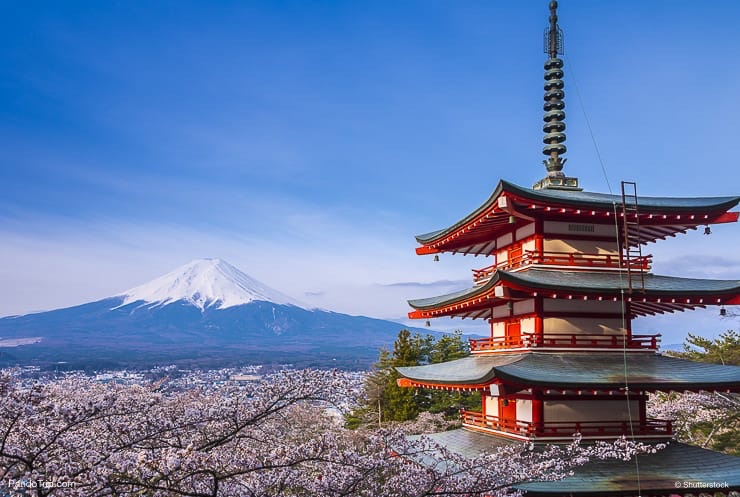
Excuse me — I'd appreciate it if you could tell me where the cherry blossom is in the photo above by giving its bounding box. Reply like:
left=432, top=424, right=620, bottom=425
left=648, top=390, right=738, bottom=448
left=1, top=369, right=662, bottom=497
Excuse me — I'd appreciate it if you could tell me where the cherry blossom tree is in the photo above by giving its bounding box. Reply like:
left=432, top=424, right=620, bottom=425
left=1, top=369, right=662, bottom=497
left=648, top=390, right=739, bottom=454
left=655, top=332, right=740, bottom=454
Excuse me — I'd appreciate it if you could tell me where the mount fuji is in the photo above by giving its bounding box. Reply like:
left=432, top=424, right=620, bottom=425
left=0, top=259, right=427, bottom=369
left=116, top=259, right=306, bottom=311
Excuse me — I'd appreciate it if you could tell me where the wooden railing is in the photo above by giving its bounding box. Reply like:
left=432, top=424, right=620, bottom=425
left=472, top=250, right=652, bottom=282
left=460, top=410, right=535, bottom=436
left=535, top=418, right=673, bottom=438
left=468, top=333, right=661, bottom=352
left=460, top=410, right=673, bottom=438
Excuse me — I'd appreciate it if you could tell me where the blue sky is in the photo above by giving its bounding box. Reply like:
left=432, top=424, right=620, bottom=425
left=1, top=1, right=738, bottom=343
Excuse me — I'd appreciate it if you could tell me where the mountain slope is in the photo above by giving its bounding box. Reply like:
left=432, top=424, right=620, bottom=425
left=0, top=259, right=428, bottom=369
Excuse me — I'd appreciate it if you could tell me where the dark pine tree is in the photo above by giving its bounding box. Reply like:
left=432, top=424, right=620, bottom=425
left=348, top=329, right=480, bottom=426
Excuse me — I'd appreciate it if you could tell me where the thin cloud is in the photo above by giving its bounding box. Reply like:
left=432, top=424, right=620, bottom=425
left=658, top=254, right=740, bottom=271
left=381, top=279, right=469, bottom=289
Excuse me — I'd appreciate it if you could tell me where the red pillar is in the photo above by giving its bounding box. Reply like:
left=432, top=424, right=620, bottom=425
left=534, top=297, right=544, bottom=344
left=534, top=234, right=544, bottom=262
left=532, top=390, right=544, bottom=435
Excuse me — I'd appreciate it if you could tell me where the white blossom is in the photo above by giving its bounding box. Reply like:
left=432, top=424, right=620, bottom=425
left=0, top=369, right=661, bottom=497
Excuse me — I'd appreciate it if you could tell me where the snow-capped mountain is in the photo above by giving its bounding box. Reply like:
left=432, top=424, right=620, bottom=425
left=117, top=258, right=305, bottom=311
left=0, top=259, right=430, bottom=369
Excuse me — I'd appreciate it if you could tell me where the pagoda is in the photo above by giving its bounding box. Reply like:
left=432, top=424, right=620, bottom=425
left=396, top=2, right=740, bottom=495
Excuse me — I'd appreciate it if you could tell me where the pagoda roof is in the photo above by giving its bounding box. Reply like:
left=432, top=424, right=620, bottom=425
left=415, top=180, right=739, bottom=254
left=408, top=268, right=740, bottom=319
left=501, top=180, right=739, bottom=214
left=412, top=430, right=740, bottom=495
left=519, top=441, right=740, bottom=495
left=396, top=353, right=740, bottom=391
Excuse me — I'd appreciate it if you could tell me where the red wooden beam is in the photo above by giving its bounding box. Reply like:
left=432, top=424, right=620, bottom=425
left=415, top=245, right=440, bottom=255
left=397, top=377, right=490, bottom=390
left=710, top=211, right=739, bottom=224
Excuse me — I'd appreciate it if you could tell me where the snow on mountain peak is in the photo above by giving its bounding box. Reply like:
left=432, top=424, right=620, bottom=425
left=117, top=258, right=305, bottom=311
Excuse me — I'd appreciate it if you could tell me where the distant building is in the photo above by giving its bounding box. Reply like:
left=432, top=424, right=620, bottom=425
left=396, top=2, right=740, bottom=495
left=229, top=374, right=262, bottom=382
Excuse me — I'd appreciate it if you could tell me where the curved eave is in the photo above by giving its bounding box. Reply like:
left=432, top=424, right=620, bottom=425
left=396, top=355, right=522, bottom=387
left=408, top=273, right=502, bottom=311
left=396, top=353, right=740, bottom=392
left=414, top=180, right=740, bottom=254
left=415, top=181, right=508, bottom=246
left=408, top=269, right=740, bottom=320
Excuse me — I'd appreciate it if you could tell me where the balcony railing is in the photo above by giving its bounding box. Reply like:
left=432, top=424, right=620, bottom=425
left=468, top=333, right=661, bottom=352
left=460, top=410, right=673, bottom=439
left=460, top=410, right=534, bottom=436
left=472, top=250, right=652, bottom=282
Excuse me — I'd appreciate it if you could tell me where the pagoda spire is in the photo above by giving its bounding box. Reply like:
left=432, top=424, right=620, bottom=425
left=533, top=0, right=581, bottom=191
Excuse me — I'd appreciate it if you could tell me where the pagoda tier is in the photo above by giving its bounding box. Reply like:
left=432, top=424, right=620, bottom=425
left=397, top=353, right=740, bottom=441
left=415, top=180, right=739, bottom=256
left=409, top=268, right=740, bottom=321
left=408, top=268, right=739, bottom=353
left=396, top=353, right=740, bottom=392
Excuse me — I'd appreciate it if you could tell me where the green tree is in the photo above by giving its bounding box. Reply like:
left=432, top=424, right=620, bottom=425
left=383, top=330, right=431, bottom=421
left=429, top=330, right=469, bottom=363
left=656, top=330, right=740, bottom=454
left=666, top=330, right=740, bottom=365
left=424, top=330, right=480, bottom=417
left=348, top=329, right=480, bottom=427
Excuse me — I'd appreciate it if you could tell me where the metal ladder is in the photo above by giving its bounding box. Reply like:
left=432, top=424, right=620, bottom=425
left=620, top=181, right=645, bottom=293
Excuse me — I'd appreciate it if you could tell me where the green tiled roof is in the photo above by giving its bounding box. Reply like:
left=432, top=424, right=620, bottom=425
left=503, top=180, right=740, bottom=212
left=405, top=429, right=520, bottom=473
left=396, top=355, right=522, bottom=384
left=520, top=441, right=740, bottom=495
left=510, top=269, right=740, bottom=294
left=498, top=353, right=740, bottom=389
left=407, top=269, right=740, bottom=309
left=415, top=429, right=740, bottom=495
left=409, top=428, right=520, bottom=459
left=416, top=180, right=740, bottom=244
left=396, top=353, right=740, bottom=390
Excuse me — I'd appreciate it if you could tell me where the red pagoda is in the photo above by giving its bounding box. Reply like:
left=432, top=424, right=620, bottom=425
left=396, top=2, right=740, bottom=495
